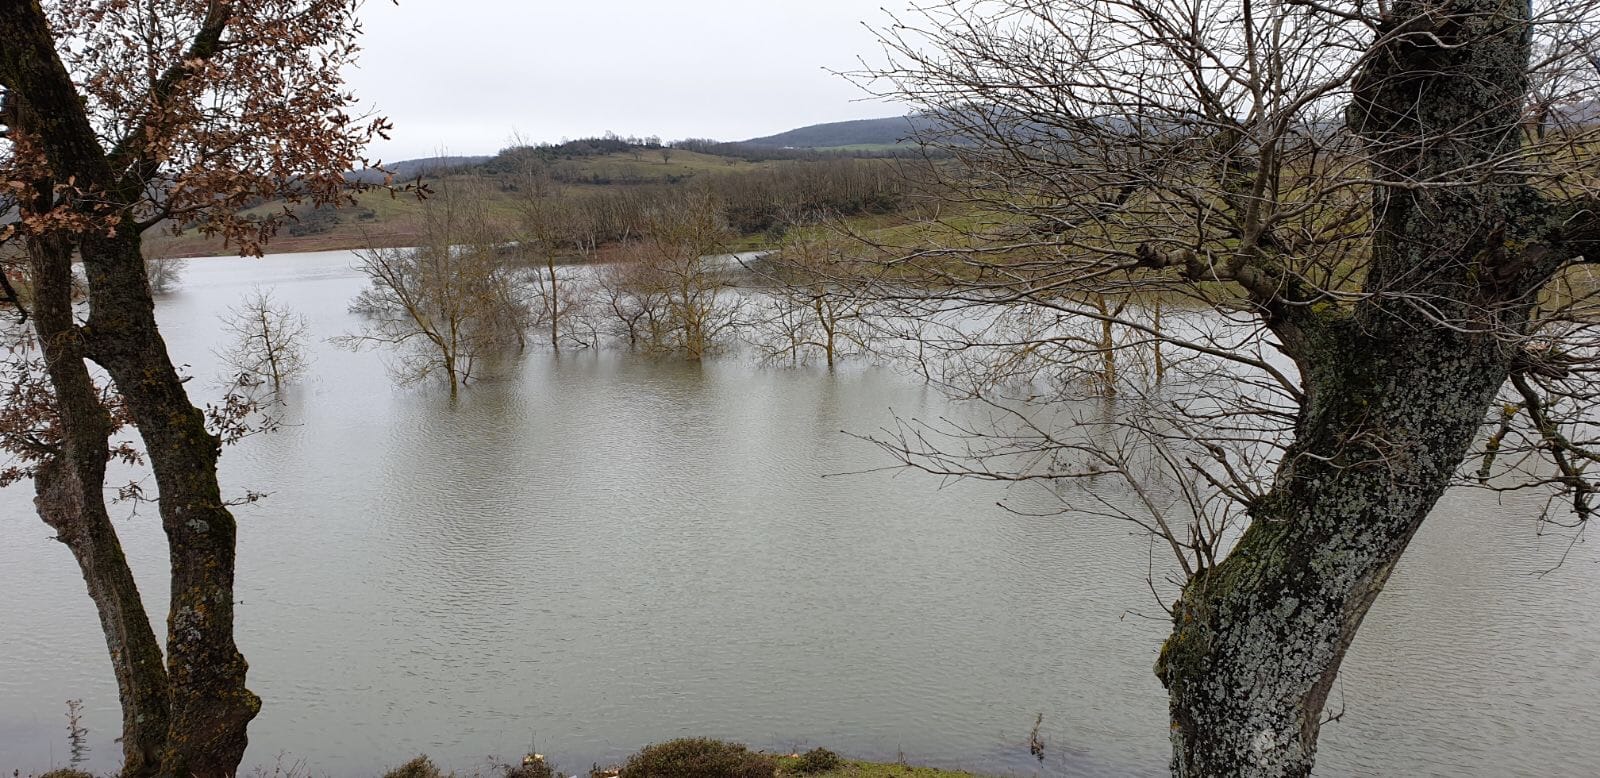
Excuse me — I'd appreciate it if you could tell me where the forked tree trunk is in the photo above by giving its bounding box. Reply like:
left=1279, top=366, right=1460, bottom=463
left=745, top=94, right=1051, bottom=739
left=26, top=234, right=171, bottom=778
left=1155, top=1, right=1554, bottom=774
left=81, top=231, right=261, bottom=777
left=1, top=3, right=260, bottom=772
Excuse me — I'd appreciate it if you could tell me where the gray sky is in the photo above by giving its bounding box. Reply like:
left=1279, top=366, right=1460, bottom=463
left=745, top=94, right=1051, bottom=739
left=350, top=0, right=904, bottom=161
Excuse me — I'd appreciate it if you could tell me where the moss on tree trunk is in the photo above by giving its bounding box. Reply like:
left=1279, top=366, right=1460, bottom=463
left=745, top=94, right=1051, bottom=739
left=1, top=3, right=260, bottom=774
left=25, top=233, right=171, bottom=778
left=1157, top=2, right=1552, bottom=774
left=81, top=231, right=262, bottom=777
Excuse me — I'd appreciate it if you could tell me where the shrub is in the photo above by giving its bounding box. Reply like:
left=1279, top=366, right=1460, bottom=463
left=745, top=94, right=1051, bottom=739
left=505, top=759, right=555, bottom=778
left=383, top=756, right=445, bottom=778
left=791, top=749, right=842, bottom=774
left=618, top=738, right=775, bottom=778
left=144, top=255, right=188, bottom=293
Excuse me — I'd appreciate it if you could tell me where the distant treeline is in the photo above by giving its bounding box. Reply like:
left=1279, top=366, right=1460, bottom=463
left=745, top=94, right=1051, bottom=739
left=669, top=138, right=941, bottom=161
left=360, top=133, right=943, bottom=184
left=486, top=132, right=936, bottom=163
left=512, top=158, right=927, bottom=247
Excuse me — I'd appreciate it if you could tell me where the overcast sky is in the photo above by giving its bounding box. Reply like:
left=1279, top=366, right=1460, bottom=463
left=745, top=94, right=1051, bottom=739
left=349, top=1, right=906, bottom=161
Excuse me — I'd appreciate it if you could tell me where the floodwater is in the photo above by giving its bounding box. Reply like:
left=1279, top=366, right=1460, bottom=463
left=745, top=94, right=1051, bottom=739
left=1, top=251, right=1597, bottom=777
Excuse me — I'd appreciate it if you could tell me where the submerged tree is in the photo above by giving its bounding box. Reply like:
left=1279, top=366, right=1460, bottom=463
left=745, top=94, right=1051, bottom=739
left=217, top=288, right=310, bottom=394
left=143, top=255, right=188, bottom=294
left=510, top=175, right=593, bottom=350
left=0, top=1, right=390, bottom=774
left=862, top=1, right=1600, bottom=775
left=747, top=232, right=875, bottom=368
left=338, top=179, right=528, bottom=395
left=599, top=189, right=742, bottom=358
left=641, top=190, right=741, bottom=359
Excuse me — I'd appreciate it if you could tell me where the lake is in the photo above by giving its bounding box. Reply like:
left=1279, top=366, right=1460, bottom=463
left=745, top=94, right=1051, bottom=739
left=2, top=251, right=1597, bottom=777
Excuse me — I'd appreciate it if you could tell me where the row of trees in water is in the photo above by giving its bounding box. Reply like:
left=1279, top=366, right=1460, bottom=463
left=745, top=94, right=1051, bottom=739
left=310, top=153, right=926, bottom=395
left=332, top=180, right=889, bottom=395
left=321, top=174, right=1173, bottom=403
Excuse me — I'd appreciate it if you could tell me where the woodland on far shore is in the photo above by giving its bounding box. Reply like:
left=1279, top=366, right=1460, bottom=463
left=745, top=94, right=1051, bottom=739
left=142, top=127, right=944, bottom=260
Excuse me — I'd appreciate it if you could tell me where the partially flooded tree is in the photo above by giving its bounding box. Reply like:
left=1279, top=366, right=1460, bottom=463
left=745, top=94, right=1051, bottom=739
left=510, top=170, right=593, bottom=350
left=217, top=288, right=310, bottom=393
left=862, top=1, right=1600, bottom=775
left=0, top=1, right=390, bottom=774
left=747, top=232, right=875, bottom=368
left=596, top=247, right=673, bottom=350
left=338, top=180, right=528, bottom=395
left=143, top=255, right=188, bottom=294
left=618, top=190, right=741, bottom=358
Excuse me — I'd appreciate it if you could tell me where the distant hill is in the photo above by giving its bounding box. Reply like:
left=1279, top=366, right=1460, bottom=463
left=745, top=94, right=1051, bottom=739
left=347, top=155, right=492, bottom=184
left=744, top=115, right=938, bottom=149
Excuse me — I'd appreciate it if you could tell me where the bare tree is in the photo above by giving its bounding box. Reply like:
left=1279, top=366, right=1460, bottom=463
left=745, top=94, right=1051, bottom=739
left=600, top=190, right=742, bottom=358
left=217, top=288, right=310, bottom=393
left=143, top=255, right=188, bottom=294
left=511, top=170, right=582, bottom=350
left=747, top=232, right=875, bottom=368
left=596, top=249, right=673, bottom=350
left=337, top=180, right=528, bottom=396
left=857, top=1, right=1600, bottom=775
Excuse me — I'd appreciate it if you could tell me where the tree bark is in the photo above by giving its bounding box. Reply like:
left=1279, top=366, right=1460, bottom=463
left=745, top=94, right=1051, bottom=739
left=26, top=233, right=171, bottom=778
left=1, top=2, right=259, bottom=774
left=1157, top=324, right=1515, bottom=776
left=1157, top=2, right=1548, bottom=774
left=81, top=230, right=261, bottom=778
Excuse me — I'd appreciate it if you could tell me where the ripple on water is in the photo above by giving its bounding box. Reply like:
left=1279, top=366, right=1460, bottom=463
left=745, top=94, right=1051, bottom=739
left=0, top=254, right=1596, bottom=778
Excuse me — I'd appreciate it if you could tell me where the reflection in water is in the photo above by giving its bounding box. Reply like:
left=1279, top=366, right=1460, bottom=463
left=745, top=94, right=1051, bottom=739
left=0, top=252, right=1597, bottom=777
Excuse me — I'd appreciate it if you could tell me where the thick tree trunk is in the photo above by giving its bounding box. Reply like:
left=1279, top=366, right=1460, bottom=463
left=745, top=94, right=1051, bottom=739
left=1157, top=326, right=1515, bottom=776
left=27, top=235, right=171, bottom=778
left=1157, top=2, right=1543, bottom=775
left=81, top=231, right=261, bottom=778
left=2, top=4, right=260, bottom=772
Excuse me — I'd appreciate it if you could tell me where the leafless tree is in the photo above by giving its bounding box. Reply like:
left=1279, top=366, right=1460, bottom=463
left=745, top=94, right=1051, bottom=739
left=508, top=159, right=595, bottom=351
left=217, top=287, right=310, bottom=393
left=599, top=190, right=742, bottom=358
left=855, top=1, right=1600, bottom=775
left=746, top=232, right=876, bottom=367
left=143, top=255, right=188, bottom=294
left=337, top=180, right=528, bottom=396
left=596, top=250, right=671, bottom=349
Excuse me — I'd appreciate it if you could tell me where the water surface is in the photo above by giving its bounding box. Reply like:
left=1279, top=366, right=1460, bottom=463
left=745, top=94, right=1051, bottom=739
left=1, top=252, right=1596, bottom=777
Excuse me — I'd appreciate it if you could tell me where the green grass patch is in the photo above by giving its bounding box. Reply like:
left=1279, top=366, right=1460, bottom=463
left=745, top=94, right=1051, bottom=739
left=773, top=757, right=990, bottom=778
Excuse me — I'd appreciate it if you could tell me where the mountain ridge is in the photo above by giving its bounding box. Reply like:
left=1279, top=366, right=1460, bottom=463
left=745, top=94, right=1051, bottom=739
left=743, top=115, right=933, bottom=149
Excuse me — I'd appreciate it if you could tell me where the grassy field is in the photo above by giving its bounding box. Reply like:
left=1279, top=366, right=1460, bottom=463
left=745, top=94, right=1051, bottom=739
left=140, top=150, right=784, bottom=258
left=564, top=149, right=768, bottom=182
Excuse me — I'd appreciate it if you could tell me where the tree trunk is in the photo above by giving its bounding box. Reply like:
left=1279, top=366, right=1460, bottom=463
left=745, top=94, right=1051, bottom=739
left=1157, top=325, right=1514, bottom=776
left=3, top=3, right=261, bottom=770
left=79, top=230, right=261, bottom=777
left=260, top=306, right=283, bottom=389
left=27, top=234, right=171, bottom=778
left=1158, top=2, right=1542, bottom=774
left=548, top=255, right=561, bottom=350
